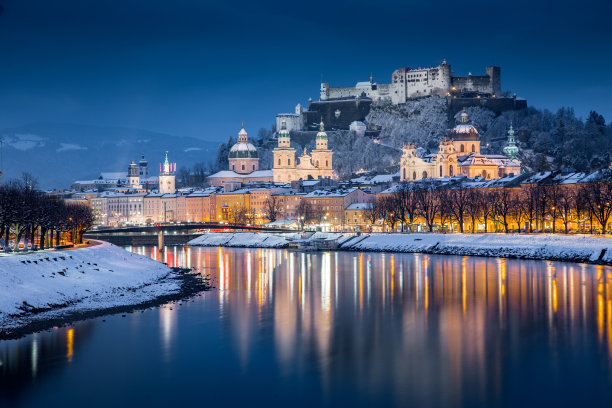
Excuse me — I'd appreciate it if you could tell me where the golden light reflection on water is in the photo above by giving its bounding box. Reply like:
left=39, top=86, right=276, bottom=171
left=66, top=328, right=74, bottom=363
left=122, top=246, right=612, bottom=404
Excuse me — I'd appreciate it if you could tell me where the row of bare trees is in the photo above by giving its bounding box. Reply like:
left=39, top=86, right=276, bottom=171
left=0, top=180, right=94, bottom=251
left=373, top=177, right=612, bottom=234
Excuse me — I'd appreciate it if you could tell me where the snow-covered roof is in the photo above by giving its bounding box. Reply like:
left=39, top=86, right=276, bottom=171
left=264, top=220, right=298, bottom=227
left=346, top=202, right=373, bottom=210
left=208, top=170, right=274, bottom=179
left=229, top=142, right=257, bottom=153
left=100, top=172, right=127, bottom=181
left=304, top=188, right=357, bottom=198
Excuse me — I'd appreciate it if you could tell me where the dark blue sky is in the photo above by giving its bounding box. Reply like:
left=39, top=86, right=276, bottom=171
left=0, top=0, right=610, bottom=142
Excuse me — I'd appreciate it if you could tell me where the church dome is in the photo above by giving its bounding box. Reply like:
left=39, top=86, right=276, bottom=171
left=449, top=109, right=479, bottom=141
left=229, top=125, right=259, bottom=158
left=229, top=142, right=259, bottom=158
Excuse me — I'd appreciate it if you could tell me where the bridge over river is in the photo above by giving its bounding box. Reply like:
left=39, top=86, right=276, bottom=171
left=84, top=222, right=294, bottom=247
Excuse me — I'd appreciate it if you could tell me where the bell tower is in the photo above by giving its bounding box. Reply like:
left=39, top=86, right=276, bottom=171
left=311, top=119, right=333, bottom=176
left=126, top=159, right=141, bottom=188
left=158, top=151, right=176, bottom=194
left=272, top=120, right=296, bottom=183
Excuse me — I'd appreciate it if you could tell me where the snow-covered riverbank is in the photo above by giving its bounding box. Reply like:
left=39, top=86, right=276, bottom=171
left=0, top=241, right=199, bottom=338
left=188, top=232, right=612, bottom=264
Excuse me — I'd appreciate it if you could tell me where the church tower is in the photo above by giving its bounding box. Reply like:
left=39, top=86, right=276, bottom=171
left=273, top=120, right=296, bottom=183
left=311, top=119, right=333, bottom=174
left=503, top=123, right=520, bottom=162
left=126, top=159, right=141, bottom=188
left=138, top=154, right=149, bottom=178
left=158, top=152, right=176, bottom=194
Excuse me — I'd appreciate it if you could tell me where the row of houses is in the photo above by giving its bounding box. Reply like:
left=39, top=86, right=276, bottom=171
left=81, top=168, right=612, bottom=232
left=87, top=180, right=374, bottom=229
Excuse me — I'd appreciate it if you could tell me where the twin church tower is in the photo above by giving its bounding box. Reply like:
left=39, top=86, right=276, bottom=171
left=210, top=120, right=334, bottom=185
left=272, top=119, right=333, bottom=183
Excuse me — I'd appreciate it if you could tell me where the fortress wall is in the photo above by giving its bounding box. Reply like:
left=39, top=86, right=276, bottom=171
left=448, top=97, right=527, bottom=118
left=276, top=114, right=303, bottom=132
left=452, top=75, right=494, bottom=94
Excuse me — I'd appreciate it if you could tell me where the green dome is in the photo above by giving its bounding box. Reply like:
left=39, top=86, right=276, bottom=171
left=278, top=120, right=290, bottom=138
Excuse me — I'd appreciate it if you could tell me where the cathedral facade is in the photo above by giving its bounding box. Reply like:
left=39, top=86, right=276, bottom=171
left=400, top=110, right=521, bottom=182
left=272, top=120, right=334, bottom=183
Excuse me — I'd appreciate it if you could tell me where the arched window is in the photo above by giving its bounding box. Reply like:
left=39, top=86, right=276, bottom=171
left=413, top=171, right=416, bottom=180
left=278, top=159, right=281, bottom=166
left=460, top=144, right=465, bottom=152
left=471, top=144, right=475, bottom=152
left=482, top=170, right=487, bottom=178
left=288, top=158, right=291, bottom=165
left=316, top=160, right=319, bottom=167
left=439, top=165, right=443, bottom=177
left=403, top=168, right=407, bottom=179
left=232, top=164, right=235, bottom=170
left=241, top=164, right=245, bottom=171
left=326, top=160, right=328, bottom=167
left=252, top=165, right=255, bottom=171
left=422, top=171, right=428, bottom=179
left=449, top=165, right=454, bottom=176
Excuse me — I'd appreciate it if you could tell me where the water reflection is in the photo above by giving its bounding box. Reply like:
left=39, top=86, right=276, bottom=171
left=0, top=323, right=94, bottom=402
left=133, top=246, right=612, bottom=405
left=2, top=246, right=612, bottom=407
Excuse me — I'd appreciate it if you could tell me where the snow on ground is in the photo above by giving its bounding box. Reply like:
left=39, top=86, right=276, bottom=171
left=187, top=232, right=303, bottom=248
left=0, top=241, right=180, bottom=332
left=341, top=233, right=612, bottom=263
left=189, top=231, right=612, bottom=264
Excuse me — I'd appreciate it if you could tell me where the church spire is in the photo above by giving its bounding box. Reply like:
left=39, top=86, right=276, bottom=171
left=503, top=122, right=520, bottom=161
left=316, top=118, right=328, bottom=150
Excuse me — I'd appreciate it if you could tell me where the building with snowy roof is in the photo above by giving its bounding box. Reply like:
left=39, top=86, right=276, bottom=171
left=400, top=110, right=521, bottom=182
left=207, top=125, right=275, bottom=187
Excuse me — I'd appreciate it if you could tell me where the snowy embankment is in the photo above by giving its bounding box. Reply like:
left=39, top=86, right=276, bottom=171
left=188, top=232, right=612, bottom=264
left=342, top=233, right=612, bottom=263
left=187, top=232, right=301, bottom=248
left=0, top=241, right=185, bottom=336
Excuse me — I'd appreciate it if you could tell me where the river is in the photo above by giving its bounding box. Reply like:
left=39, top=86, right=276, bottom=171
left=2, top=245, right=612, bottom=407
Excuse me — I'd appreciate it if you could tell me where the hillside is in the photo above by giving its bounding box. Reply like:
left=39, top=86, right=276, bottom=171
left=0, top=123, right=218, bottom=188
left=366, top=97, right=612, bottom=172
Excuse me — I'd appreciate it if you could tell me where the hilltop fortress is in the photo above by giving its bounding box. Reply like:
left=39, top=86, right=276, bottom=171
left=277, top=60, right=525, bottom=132
left=320, top=60, right=500, bottom=104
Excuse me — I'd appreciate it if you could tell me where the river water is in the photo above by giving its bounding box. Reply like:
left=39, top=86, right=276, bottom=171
left=2, top=245, right=612, bottom=407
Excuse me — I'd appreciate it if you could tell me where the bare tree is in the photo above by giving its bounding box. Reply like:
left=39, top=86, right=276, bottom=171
left=414, top=181, right=440, bottom=232
left=491, top=188, right=513, bottom=233
left=263, top=196, right=281, bottom=222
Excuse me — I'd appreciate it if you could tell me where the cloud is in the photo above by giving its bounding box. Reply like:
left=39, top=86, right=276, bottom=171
left=184, top=147, right=202, bottom=152
left=56, top=143, right=88, bottom=152
left=4, top=133, right=46, bottom=151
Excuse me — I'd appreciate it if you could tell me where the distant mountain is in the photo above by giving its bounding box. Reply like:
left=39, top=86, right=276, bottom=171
left=0, top=122, right=219, bottom=188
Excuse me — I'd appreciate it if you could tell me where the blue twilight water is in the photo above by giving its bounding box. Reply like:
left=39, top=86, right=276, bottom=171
left=2, top=246, right=612, bottom=407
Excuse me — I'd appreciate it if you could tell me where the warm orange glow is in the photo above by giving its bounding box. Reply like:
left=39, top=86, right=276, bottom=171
left=66, top=328, right=74, bottom=363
